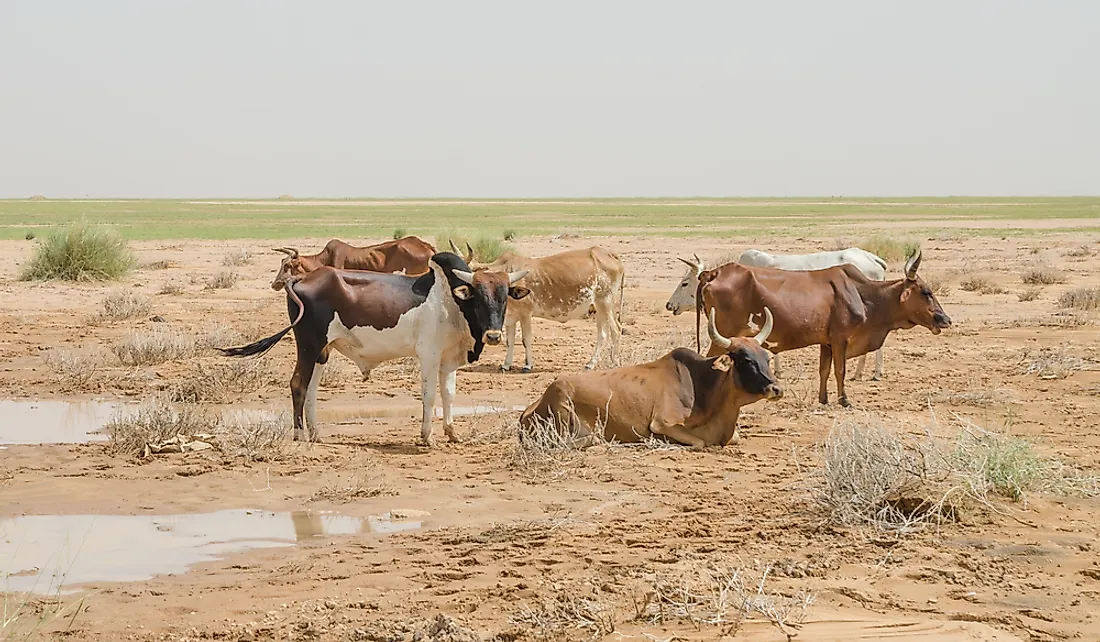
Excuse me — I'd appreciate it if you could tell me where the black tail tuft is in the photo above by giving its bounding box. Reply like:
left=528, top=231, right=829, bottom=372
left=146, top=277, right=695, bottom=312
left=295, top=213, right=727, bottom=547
left=218, top=326, right=293, bottom=358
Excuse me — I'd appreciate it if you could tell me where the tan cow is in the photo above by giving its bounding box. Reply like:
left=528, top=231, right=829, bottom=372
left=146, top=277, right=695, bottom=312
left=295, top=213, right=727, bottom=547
left=270, top=236, right=436, bottom=290
left=455, top=242, right=625, bottom=372
left=519, top=308, right=781, bottom=448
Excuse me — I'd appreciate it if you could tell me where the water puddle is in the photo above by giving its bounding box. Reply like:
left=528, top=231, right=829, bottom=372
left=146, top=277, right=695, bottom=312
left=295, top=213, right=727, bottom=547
left=0, top=508, right=425, bottom=594
left=0, top=400, right=120, bottom=445
left=319, top=403, right=526, bottom=423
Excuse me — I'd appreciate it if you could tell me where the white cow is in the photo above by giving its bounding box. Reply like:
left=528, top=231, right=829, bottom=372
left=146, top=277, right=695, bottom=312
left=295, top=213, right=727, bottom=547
left=665, top=247, right=889, bottom=381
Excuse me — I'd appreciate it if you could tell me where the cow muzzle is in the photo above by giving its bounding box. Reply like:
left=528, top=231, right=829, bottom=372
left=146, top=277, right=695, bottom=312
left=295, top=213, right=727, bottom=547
left=764, top=384, right=783, bottom=401
left=665, top=302, right=682, bottom=315
left=931, top=312, right=952, bottom=334
left=483, top=330, right=503, bottom=345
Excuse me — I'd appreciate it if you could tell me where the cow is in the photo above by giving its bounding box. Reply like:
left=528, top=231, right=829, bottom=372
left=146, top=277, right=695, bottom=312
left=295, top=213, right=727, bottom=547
left=518, top=307, right=781, bottom=448
left=270, top=236, right=436, bottom=291
left=695, top=249, right=950, bottom=408
left=452, top=241, right=625, bottom=372
left=220, top=252, right=530, bottom=446
left=666, top=246, right=889, bottom=380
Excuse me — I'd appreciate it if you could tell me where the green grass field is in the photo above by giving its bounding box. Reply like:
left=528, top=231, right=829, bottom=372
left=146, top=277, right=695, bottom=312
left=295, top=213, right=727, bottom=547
left=1, top=197, right=1098, bottom=241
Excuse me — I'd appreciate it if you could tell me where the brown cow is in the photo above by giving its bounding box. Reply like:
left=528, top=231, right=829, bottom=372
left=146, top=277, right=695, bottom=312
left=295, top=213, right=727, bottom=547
left=696, top=249, right=950, bottom=407
left=453, top=241, right=625, bottom=372
left=270, top=236, right=436, bottom=290
left=519, top=307, right=781, bottom=448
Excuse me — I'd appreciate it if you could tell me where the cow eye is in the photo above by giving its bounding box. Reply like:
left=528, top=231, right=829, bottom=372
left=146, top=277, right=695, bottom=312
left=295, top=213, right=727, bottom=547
left=921, top=288, right=932, bottom=297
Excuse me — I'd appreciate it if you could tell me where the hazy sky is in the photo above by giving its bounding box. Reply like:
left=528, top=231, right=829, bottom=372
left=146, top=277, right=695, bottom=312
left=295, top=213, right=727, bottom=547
left=2, top=1, right=1097, bottom=197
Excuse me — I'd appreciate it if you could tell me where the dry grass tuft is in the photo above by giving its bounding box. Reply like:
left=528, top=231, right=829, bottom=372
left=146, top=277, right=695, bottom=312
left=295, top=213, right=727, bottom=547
left=221, top=249, right=253, bottom=267
left=959, top=275, right=1005, bottom=295
left=921, top=272, right=952, bottom=296
left=318, top=360, right=357, bottom=389
left=1058, top=286, right=1100, bottom=311
left=1064, top=245, right=1093, bottom=259
left=1016, top=346, right=1096, bottom=380
left=158, top=282, right=184, bottom=296
left=1018, top=287, right=1043, bottom=302
left=309, top=475, right=394, bottom=503
left=141, top=259, right=174, bottom=270
left=44, top=348, right=105, bottom=391
left=94, top=289, right=151, bottom=323
left=105, top=397, right=215, bottom=457
left=168, top=359, right=275, bottom=403
left=510, top=407, right=602, bottom=482
left=216, top=409, right=292, bottom=462
left=111, top=326, right=196, bottom=365
left=205, top=270, right=238, bottom=290
left=924, top=385, right=1018, bottom=408
left=1021, top=265, right=1066, bottom=285
left=512, top=590, right=617, bottom=640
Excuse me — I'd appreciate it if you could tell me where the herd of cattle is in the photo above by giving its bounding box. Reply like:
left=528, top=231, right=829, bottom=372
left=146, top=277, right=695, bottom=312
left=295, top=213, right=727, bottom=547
left=221, top=235, right=951, bottom=447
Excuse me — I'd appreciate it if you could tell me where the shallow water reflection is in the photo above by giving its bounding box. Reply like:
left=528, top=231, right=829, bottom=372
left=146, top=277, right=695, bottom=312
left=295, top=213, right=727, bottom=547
left=0, top=400, right=119, bottom=445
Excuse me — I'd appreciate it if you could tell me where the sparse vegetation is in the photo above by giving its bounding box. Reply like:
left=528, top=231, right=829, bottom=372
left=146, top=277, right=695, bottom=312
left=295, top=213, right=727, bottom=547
left=158, top=282, right=184, bottom=296
left=503, top=229, right=517, bottom=241
left=510, top=407, right=604, bottom=482
left=921, top=271, right=952, bottom=296
left=205, top=270, right=238, bottom=290
left=858, top=236, right=921, bottom=262
left=1021, top=265, right=1066, bottom=285
left=392, top=227, right=407, bottom=240
left=105, top=397, right=215, bottom=457
left=216, top=409, right=292, bottom=462
left=19, top=221, right=135, bottom=282
left=94, top=289, right=151, bottom=323
left=168, top=359, right=275, bottom=403
left=111, top=326, right=197, bottom=365
left=1016, top=346, right=1095, bottom=379
left=434, top=230, right=517, bottom=263
left=1018, top=286, right=1043, bottom=302
left=924, top=385, right=1018, bottom=408
left=142, top=259, right=174, bottom=270
left=309, top=474, right=394, bottom=503
left=44, top=348, right=105, bottom=391
left=959, top=275, right=1005, bottom=295
left=1064, top=245, right=1092, bottom=258
left=222, top=249, right=252, bottom=267
left=1058, top=285, right=1100, bottom=311
left=24, top=231, right=35, bottom=240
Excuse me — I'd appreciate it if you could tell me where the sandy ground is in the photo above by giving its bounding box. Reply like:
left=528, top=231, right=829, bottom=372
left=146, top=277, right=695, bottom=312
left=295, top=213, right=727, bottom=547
left=2, top=229, right=1100, bottom=641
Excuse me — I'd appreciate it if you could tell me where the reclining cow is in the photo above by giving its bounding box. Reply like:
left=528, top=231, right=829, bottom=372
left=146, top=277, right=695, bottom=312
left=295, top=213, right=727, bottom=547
left=666, top=246, right=889, bottom=380
left=452, top=241, right=625, bottom=372
left=695, top=249, right=950, bottom=408
left=221, top=252, right=529, bottom=445
left=270, top=236, right=436, bottom=291
left=519, top=307, right=781, bottom=448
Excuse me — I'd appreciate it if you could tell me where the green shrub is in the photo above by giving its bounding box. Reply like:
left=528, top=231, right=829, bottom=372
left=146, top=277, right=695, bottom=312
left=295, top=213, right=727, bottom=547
left=24, top=231, right=35, bottom=241
left=435, top=230, right=516, bottom=263
left=393, top=227, right=407, bottom=240
left=858, top=236, right=921, bottom=262
left=20, top=222, right=135, bottom=281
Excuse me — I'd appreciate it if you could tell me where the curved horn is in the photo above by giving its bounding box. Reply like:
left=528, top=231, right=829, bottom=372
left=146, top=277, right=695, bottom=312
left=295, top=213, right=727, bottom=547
left=507, top=269, right=529, bottom=285
left=449, top=239, right=461, bottom=254
left=904, top=248, right=922, bottom=280
left=693, top=252, right=702, bottom=264
left=453, top=269, right=474, bottom=285
left=272, top=247, right=297, bottom=257
left=677, top=256, right=705, bottom=274
left=464, top=241, right=475, bottom=263
left=707, top=309, right=732, bottom=351
left=752, top=307, right=774, bottom=346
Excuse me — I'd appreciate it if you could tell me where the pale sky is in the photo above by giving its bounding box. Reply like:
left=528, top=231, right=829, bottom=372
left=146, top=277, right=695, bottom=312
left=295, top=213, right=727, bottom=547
left=1, top=1, right=1097, bottom=198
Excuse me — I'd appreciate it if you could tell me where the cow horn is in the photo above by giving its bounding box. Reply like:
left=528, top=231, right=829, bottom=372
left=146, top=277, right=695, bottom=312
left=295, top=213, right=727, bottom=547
left=464, top=241, right=475, bottom=263
left=507, top=269, right=529, bottom=285
left=904, top=248, right=922, bottom=280
left=449, top=239, right=461, bottom=255
left=453, top=269, right=474, bottom=285
left=678, top=256, right=705, bottom=274
left=753, top=307, right=774, bottom=346
left=273, top=247, right=298, bottom=258
left=707, top=309, right=732, bottom=351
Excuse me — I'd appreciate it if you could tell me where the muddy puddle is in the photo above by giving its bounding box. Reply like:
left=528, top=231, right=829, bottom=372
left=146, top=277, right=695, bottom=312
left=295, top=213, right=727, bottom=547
left=319, top=402, right=527, bottom=423
left=0, top=509, right=425, bottom=594
left=0, top=400, right=120, bottom=446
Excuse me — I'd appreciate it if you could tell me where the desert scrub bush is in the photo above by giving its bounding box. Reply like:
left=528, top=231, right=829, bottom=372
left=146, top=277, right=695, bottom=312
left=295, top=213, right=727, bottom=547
left=216, top=409, right=291, bottom=462
left=309, top=474, right=393, bottom=503
left=44, top=348, right=105, bottom=391
left=1058, top=286, right=1100, bottom=311
left=168, top=359, right=275, bottom=403
left=510, top=408, right=606, bottom=482
left=503, top=229, right=517, bottom=241
left=158, top=282, right=184, bottom=296
left=105, top=397, right=215, bottom=457
left=142, top=259, right=174, bottom=270
left=193, top=323, right=242, bottom=351
left=1064, top=245, right=1093, bottom=258
left=434, top=230, right=516, bottom=263
left=19, top=221, right=136, bottom=281
left=920, top=272, right=952, bottom=296
left=1020, top=265, right=1065, bottom=285
left=24, top=230, right=35, bottom=240
left=205, top=270, right=238, bottom=290
left=392, top=227, right=407, bottom=239
left=958, top=275, right=1005, bottom=295
left=1015, top=346, right=1095, bottom=380
left=222, top=249, right=252, bottom=267
left=1018, top=287, right=1042, bottom=302
left=94, top=289, right=151, bottom=323
left=111, top=326, right=196, bottom=365
left=858, top=236, right=920, bottom=262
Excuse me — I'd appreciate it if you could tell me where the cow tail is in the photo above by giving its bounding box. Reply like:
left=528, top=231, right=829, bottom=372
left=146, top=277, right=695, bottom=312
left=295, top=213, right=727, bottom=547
left=616, top=265, right=626, bottom=329
left=695, top=274, right=704, bottom=353
left=871, top=253, right=887, bottom=271
left=218, top=279, right=306, bottom=358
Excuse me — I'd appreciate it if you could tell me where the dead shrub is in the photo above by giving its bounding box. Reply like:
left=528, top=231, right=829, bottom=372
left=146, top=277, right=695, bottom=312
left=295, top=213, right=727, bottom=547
left=511, top=590, right=617, bottom=640
left=921, top=271, right=952, bottom=296
left=158, top=282, right=184, bottom=296
left=216, top=409, right=291, bottom=462
left=205, top=270, right=238, bottom=290
left=44, top=348, right=105, bottom=391
left=94, top=289, right=151, bottom=323
left=141, top=259, right=174, bottom=270
left=318, top=359, right=357, bottom=389
left=1021, top=265, right=1066, bottom=285
left=105, top=397, right=215, bottom=457
left=1064, top=246, right=1092, bottom=259
left=222, top=249, right=253, bottom=267
left=959, top=275, right=1005, bottom=295
left=111, top=326, right=196, bottom=365
left=1058, top=286, right=1100, bottom=311
left=168, top=359, right=275, bottom=403
left=510, top=408, right=599, bottom=482
left=1018, top=287, right=1042, bottom=302
left=924, top=384, right=1018, bottom=408
left=1016, top=346, right=1096, bottom=380
left=309, top=474, right=394, bottom=503
left=194, top=323, right=242, bottom=351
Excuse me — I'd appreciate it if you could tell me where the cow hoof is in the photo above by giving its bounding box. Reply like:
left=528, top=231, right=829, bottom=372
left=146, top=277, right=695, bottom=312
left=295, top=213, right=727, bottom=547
left=839, top=397, right=852, bottom=408
left=870, top=375, right=882, bottom=382
left=500, top=364, right=511, bottom=372
left=521, top=366, right=532, bottom=374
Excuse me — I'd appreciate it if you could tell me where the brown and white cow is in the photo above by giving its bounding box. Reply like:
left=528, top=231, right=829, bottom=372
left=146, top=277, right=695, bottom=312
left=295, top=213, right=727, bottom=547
left=270, top=236, right=436, bottom=290
left=519, top=307, right=781, bottom=448
left=454, top=242, right=625, bottom=372
left=696, top=249, right=950, bottom=407
left=222, top=252, right=529, bottom=445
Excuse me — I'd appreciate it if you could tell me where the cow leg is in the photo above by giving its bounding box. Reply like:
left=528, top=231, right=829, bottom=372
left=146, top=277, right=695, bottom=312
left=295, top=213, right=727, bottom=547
left=818, top=345, right=832, bottom=405
left=520, top=313, right=534, bottom=373
left=872, top=347, right=884, bottom=381
left=650, top=421, right=707, bottom=450
left=502, top=320, right=517, bottom=371
left=290, top=359, right=315, bottom=442
left=853, top=353, right=867, bottom=381
left=305, top=360, right=324, bottom=442
left=439, top=366, right=459, bottom=443
left=833, top=341, right=851, bottom=408
left=586, top=296, right=615, bottom=370
left=418, top=357, right=440, bottom=446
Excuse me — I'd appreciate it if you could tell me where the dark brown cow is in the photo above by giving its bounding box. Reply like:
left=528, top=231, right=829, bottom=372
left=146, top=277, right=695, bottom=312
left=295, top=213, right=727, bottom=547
left=222, top=252, right=529, bottom=446
left=270, top=236, right=436, bottom=290
left=519, top=308, right=781, bottom=448
left=695, top=250, right=950, bottom=407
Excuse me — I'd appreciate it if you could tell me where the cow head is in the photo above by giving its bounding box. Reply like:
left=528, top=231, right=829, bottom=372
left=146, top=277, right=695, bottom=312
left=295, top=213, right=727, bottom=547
left=432, top=252, right=530, bottom=361
left=707, top=307, right=783, bottom=401
left=898, top=250, right=952, bottom=334
left=270, top=247, right=305, bottom=291
left=666, top=254, right=704, bottom=315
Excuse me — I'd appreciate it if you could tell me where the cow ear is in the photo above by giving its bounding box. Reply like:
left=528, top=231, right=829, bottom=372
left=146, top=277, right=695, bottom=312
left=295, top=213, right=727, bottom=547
left=711, top=354, right=733, bottom=372
left=453, top=285, right=473, bottom=301
left=509, top=286, right=531, bottom=300
left=899, top=287, right=912, bottom=303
